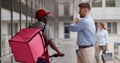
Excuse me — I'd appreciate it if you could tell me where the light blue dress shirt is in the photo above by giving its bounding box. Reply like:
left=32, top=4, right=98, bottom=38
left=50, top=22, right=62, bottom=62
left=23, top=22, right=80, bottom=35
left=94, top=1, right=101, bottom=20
left=96, top=29, right=108, bottom=46
left=69, top=15, right=96, bottom=46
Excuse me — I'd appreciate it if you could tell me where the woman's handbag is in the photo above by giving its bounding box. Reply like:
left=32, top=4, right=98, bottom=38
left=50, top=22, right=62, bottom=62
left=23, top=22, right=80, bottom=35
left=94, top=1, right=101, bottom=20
left=101, top=51, right=113, bottom=61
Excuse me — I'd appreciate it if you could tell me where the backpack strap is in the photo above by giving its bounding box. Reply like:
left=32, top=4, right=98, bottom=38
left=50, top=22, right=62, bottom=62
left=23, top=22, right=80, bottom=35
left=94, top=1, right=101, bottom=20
left=42, top=24, right=49, bottom=47
left=42, top=24, right=46, bottom=33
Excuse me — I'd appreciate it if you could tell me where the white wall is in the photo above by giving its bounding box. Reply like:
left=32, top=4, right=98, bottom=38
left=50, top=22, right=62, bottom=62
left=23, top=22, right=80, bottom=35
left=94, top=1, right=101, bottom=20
left=1, top=8, right=31, bottom=21
left=59, top=22, right=64, bottom=39
left=73, top=0, right=120, bottom=20
left=117, top=22, right=120, bottom=35
left=1, top=8, right=11, bottom=21
left=1, top=22, right=8, bottom=35
left=1, top=21, right=26, bottom=35
left=91, top=8, right=120, bottom=20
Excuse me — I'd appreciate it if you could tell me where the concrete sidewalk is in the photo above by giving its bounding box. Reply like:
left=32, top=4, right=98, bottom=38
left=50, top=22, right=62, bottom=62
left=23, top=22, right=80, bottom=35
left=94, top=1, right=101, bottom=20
left=1, top=39, right=120, bottom=63
left=49, top=39, right=77, bottom=63
left=49, top=39, right=120, bottom=63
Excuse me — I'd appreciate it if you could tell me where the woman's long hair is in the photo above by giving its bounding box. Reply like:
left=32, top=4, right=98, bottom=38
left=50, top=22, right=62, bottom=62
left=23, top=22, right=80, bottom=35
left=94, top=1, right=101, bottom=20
left=99, top=22, right=106, bottom=30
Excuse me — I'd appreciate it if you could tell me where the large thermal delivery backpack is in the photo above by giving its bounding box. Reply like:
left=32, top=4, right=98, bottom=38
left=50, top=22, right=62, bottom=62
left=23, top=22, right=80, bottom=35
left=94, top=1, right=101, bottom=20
left=9, top=28, right=47, bottom=63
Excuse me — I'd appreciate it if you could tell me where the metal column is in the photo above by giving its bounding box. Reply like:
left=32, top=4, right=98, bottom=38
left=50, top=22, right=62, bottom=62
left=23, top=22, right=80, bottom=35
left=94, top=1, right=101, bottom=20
left=54, top=0, right=59, bottom=44
left=31, top=1, right=33, bottom=24
left=11, top=0, right=14, bottom=62
left=19, top=0, right=22, bottom=30
left=25, top=0, right=28, bottom=28
left=0, top=0, right=2, bottom=62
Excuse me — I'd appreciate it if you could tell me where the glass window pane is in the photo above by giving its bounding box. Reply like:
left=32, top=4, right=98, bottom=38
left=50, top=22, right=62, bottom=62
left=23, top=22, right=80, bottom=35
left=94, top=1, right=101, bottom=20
left=65, top=34, right=70, bottom=39
left=65, top=26, right=69, bottom=33
left=95, top=22, right=98, bottom=32
left=8, top=23, right=11, bottom=35
left=13, top=0, right=20, bottom=32
left=107, top=23, right=111, bottom=34
left=115, top=0, right=120, bottom=7
left=64, top=22, right=70, bottom=39
left=8, top=23, right=18, bottom=36
left=112, top=22, right=117, bottom=34
left=64, top=2, right=70, bottom=16
left=92, top=0, right=102, bottom=7
left=64, top=22, right=70, bottom=25
left=106, top=0, right=115, bottom=7
left=21, top=0, right=26, bottom=28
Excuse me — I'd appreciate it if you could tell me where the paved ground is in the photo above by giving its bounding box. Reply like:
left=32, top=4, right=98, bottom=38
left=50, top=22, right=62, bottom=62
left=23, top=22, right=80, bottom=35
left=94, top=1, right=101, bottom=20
left=49, top=39, right=120, bottom=63
left=1, top=39, right=120, bottom=63
left=49, top=39, right=77, bottom=63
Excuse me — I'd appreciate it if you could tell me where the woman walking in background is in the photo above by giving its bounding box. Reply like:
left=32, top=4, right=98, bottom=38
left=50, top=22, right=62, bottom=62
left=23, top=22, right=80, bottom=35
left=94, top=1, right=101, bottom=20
left=95, top=22, right=108, bottom=63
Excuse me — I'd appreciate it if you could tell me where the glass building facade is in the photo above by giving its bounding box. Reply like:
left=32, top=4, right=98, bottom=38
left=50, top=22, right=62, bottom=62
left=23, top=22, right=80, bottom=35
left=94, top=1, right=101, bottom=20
left=0, top=0, right=58, bottom=63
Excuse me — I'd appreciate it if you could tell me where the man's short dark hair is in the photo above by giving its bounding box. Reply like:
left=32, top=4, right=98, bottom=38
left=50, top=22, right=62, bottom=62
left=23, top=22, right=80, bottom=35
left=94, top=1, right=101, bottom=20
left=79, top=3, right=91, bottom=10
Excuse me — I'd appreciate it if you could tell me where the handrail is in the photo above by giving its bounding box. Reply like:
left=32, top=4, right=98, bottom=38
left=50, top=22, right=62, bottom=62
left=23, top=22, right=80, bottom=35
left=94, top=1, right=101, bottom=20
left=114, top=42, right=120, bottom=61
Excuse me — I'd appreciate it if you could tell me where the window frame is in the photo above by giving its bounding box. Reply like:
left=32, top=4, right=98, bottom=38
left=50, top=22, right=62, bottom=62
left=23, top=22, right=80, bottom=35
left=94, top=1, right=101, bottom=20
left=64, top=22, right=70, bottom=39
left=107, top=22, right=117, bottom=35
left=106, top=0, right=115, bottom=7
left=92, top=0, right=103, bottom=7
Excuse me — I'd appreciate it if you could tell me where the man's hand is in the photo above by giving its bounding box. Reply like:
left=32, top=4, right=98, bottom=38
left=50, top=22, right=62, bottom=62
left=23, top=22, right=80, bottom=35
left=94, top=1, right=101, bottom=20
left=57, top=51, right=64, bottom=57
left=96, top=44, right=98, bottom=49
left=72, top=18, right=80, bottom=24
left=105, top=44, right=108, bottom=50
left=95, top=42, right=99, bottom=49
